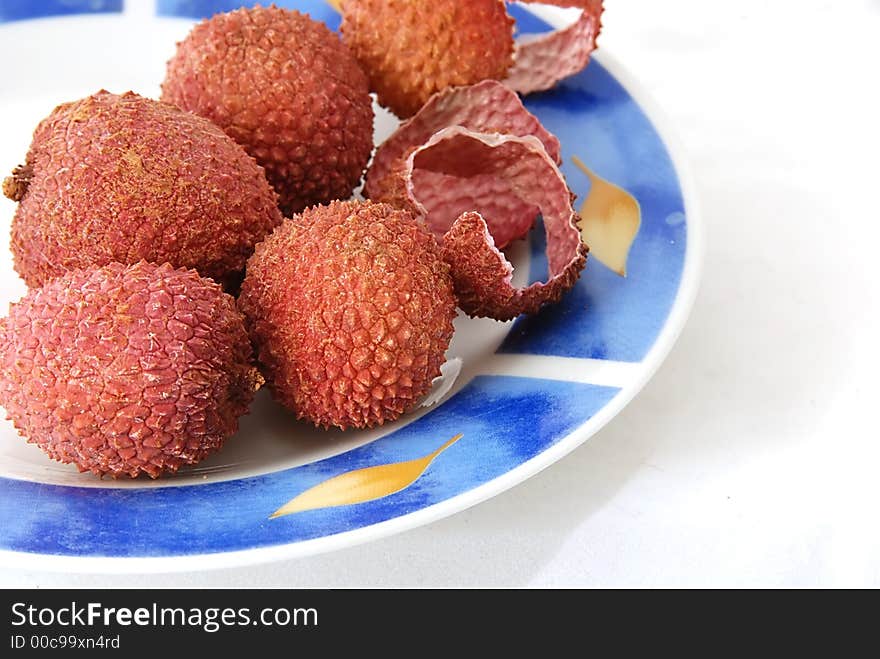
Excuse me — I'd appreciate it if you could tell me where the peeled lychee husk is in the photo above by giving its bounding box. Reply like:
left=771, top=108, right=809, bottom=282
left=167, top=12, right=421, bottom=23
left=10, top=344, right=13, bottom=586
left=3, top=90, right=282, bottom=289
left=238, top=200, right=457, bottom=430
left=162, top=6, right=374, bottom=216
left=341, top=0, right=515, bottom=118
left=0, top=261, right=262, bottom=479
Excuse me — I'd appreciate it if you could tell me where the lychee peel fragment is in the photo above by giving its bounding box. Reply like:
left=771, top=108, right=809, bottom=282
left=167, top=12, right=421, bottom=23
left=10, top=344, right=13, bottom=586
left=408, top=169, right=541, bottom=249
left=505, top=0, right=604, bottom=95
left=365, top=80, right=562, bottom=248
left=405, top=127, right=587, bottom=320
left=366, top=80, right=560, bottom=198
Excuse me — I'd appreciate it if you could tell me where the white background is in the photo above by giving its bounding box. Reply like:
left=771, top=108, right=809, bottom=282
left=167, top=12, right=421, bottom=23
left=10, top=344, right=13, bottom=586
left=2, top=0, right=879, bottom=587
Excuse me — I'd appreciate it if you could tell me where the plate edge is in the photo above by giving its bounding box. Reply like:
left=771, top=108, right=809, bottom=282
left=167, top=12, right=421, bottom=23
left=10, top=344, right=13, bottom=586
left=0, top=15, right=705, bottom=572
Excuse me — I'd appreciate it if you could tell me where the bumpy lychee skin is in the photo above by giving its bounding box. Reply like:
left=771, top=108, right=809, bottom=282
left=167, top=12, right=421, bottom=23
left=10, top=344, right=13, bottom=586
left=3, top=91, right=282, bottom=289
left=239, top=200, right=456, bottom=430
left=0, top=261, right=262, bottom=478
left=162, top=6, right=374, bottom=216
left=341, top=0, right=515, bottom=118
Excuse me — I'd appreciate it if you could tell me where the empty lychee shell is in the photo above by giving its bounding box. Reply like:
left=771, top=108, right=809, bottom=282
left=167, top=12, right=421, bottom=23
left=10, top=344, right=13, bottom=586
left=409, top=128, right=587, bottom=320
left=366, top=79, right=560, bottom=199
left=366, top=80, right=560, bottom=248
left=366, top=81, right=587, bottom=320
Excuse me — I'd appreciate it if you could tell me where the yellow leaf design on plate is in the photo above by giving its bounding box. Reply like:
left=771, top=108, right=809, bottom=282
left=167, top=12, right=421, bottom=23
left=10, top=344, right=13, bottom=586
left=572, top=155, right=642, bottom=277
left=270, top=434, right=463, bottom=519
left=326, top=0, right=343, bottom=12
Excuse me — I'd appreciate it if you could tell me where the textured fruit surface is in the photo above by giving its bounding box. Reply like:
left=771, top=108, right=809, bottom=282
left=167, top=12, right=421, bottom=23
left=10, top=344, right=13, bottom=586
left=360, top=77, right=586, bottom=320
left=417, top=128, right=587, bottom=320
left=239, top=200, right=456, bottom=430
left=3, top=91, right=281, bottom=289
left=162, top=6, right=374, bottom=215
left=366, top=80, right=560, bottom=246
left=366, top=80, right=560, bottom=204
left=505, top=0, right=603, bottom=94
left=0, top=262, right=261, bottom=478
left=341, top=0, right=515, bottom=118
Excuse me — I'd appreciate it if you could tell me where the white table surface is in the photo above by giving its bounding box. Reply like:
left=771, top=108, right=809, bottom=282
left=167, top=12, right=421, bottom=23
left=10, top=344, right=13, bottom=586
left=2, top=0, right=878, bottom=588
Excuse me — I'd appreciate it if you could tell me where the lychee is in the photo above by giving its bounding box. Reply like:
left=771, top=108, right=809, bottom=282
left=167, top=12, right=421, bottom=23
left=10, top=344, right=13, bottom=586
left=341, top=0, right=515, bottom=118
left=162, top=6, right=374, bottom=216
left=0, top=261, right=262, bottom=478
left=340, top=0, right=604, bottom=118
left=3, top=90, right=282, bottom=289
left=238, top=200, right=456, bottom=430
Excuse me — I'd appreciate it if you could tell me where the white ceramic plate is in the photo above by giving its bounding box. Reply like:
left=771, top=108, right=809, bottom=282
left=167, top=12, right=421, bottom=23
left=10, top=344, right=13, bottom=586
left=0, top=1, right=702, bottom=572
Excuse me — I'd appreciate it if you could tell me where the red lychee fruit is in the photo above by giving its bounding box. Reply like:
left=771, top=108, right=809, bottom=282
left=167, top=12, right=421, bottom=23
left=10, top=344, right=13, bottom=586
left=162, top=6, right=375, bottom=216
left=0, top=261, right=262, bottom=478
left=341, top=0, right=515, bottom=118
left=238, top=200, right=456, bottom=430
left=3, top=90, right=282, bottom=289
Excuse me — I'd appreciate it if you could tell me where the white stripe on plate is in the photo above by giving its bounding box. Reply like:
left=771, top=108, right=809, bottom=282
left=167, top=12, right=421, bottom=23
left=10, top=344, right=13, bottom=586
left=481, top=354, right=641, bottom=389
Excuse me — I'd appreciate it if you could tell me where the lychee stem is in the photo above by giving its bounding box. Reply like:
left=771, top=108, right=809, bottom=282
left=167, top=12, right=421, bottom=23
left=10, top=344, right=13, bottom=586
left=2, top=164, right=33, bottom=201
